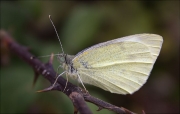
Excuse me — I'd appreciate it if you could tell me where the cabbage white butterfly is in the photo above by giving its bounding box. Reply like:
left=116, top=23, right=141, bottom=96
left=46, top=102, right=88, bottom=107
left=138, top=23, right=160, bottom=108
left=49, top=15, right=163, bottom=94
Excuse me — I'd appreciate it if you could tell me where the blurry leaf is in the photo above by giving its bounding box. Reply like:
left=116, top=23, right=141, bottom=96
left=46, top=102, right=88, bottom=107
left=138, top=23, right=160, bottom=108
left=31, top=92, right=73, bottom=113
left=61, top=5, right=104, bottom=54
left=1, top=2, right=27, bottom=32
left=0, top=64, right=40, bottom=113
left=0, top=1, right=41, bottom=44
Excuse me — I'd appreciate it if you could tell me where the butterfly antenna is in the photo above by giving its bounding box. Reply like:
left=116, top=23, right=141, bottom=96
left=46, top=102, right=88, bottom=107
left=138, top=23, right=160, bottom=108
left=49, top=15, right=64, bottom=55
left=36, top=54, right=62, bottom=58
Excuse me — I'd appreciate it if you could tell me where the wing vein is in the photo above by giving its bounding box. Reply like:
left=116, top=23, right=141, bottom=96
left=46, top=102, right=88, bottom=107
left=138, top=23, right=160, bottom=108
left=80, top=72, right=129, bottom=93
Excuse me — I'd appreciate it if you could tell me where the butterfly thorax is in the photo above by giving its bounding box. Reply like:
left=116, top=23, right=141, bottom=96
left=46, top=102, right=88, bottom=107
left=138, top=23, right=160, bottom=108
left=59, top=54, right=78, bottom=79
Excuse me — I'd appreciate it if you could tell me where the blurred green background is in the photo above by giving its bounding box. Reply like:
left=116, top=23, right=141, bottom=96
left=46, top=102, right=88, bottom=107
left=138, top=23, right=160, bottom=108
left=0, top=1, right=179, bottom=114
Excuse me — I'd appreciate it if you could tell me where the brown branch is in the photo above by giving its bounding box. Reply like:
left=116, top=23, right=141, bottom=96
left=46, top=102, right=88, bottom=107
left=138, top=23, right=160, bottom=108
left=0, top=30, right=138, bottom=114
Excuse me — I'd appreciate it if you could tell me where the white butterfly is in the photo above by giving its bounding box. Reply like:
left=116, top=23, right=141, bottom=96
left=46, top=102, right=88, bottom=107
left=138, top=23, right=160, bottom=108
left=49, top=16, right=163, bottom=94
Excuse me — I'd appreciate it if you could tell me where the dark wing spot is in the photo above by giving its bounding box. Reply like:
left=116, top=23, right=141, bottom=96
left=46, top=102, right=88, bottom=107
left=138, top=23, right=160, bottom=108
left=80, top=61, right=90, bottom=69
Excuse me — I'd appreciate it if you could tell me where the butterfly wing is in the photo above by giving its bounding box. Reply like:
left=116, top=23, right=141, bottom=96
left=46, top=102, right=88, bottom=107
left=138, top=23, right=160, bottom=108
left=72, top=34, right=163, bottom=94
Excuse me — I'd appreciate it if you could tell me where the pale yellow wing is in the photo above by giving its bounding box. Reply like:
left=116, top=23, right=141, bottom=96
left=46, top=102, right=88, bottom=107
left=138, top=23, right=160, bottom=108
left=72, top=34, right=163, bottom=94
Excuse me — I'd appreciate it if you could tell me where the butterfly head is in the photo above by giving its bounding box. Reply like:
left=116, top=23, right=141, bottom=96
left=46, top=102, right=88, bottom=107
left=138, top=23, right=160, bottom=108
left=57, top=54, right=66, bottom=64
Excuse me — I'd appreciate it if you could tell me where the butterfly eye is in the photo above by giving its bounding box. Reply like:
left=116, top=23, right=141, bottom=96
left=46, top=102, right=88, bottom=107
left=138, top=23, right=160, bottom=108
left=60, top=57, right=65, bottom=62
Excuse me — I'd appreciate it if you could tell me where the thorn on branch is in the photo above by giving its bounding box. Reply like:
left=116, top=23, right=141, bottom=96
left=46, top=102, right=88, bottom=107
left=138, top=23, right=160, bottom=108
left=32, top=70, right=40, bottom=88
left=36, top=86, right=54, bottom=93
left=74, top=107, right=78, bottom=114
left=30, top=56, right=35, bottom=60
left=142, top=110, right=146, bottom=114
left=48, top=53, right=54, bottom=64
left=97, top=106, right=103, bottom=111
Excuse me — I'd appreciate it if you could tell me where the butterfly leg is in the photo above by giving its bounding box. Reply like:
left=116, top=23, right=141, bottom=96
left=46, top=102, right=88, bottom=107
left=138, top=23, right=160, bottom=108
left=56, top=64, right=63, bottom=74
left=51, top=71, right=66, bottom=90
left=77, top=73, right=87, bottom=92
left=63, top=73, right=68, bottom=92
